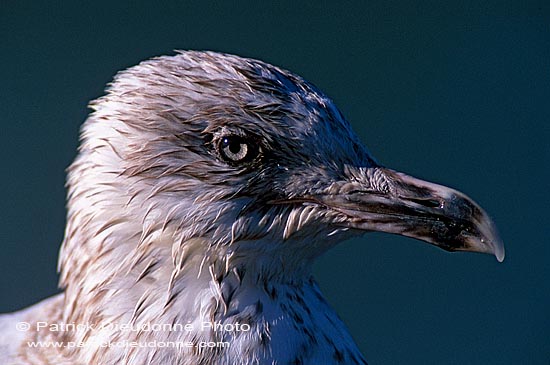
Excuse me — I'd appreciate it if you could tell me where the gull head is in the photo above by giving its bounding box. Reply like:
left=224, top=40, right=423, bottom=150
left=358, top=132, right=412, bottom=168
left=59, top=51, right=504, bottom=293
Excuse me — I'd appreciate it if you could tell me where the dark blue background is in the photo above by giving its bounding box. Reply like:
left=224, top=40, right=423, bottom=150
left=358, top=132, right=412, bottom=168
left=1, top=2, right=548, bottom=364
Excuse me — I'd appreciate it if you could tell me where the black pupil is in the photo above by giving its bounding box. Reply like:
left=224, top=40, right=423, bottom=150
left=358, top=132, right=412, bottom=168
left=226, top=138, right=242, bottom=154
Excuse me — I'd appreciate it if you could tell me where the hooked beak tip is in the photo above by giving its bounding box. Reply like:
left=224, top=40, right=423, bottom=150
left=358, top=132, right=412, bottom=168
left=477, top=214, right=505, bottom=262
left=488, top=234, right=505, bottom=263
left=495, top=246, right=505, bottom=263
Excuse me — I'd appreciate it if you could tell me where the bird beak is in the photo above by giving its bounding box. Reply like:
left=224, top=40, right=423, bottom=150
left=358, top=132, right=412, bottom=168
left=316, top=167, right=505, bottom=262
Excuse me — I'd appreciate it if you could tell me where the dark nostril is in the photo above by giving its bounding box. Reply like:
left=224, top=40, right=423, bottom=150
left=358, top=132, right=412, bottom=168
left=406, top=197, right=441, bottom=208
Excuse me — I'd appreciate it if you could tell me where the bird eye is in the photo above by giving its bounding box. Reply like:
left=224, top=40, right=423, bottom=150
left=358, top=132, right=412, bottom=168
left=218, top=135, right=257, bottom=164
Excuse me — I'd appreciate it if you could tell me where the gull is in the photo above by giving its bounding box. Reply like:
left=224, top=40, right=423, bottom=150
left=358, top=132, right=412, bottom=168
left=0, top=51, right=504, bottom=365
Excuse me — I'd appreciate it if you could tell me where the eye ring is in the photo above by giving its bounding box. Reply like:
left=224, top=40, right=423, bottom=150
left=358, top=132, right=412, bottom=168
left=217, top=134, right=258, bottom=164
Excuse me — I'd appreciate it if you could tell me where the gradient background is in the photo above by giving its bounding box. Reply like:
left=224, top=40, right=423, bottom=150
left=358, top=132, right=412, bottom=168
left=1, top=2, right=548, bottom=364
